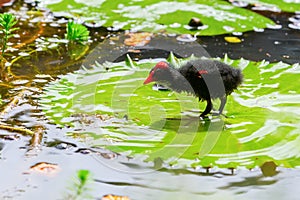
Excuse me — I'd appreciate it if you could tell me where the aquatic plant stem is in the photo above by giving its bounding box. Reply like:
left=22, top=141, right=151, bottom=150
left=12, top=22, right=45, bottom=49
left=7, top=49, right=38, bottom=77
left=0, top=123, right=34, bottom=135
left=1, top=32, right=8, bottom=56
left=0, top=88, right=36, bottom=136
left=0, top=82, right=13, bottom=89
left=30, top=125, right=44, bottom=147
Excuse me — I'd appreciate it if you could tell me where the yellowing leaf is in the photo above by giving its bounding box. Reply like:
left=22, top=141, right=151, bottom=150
left=224, top=36, right=242, bottom=43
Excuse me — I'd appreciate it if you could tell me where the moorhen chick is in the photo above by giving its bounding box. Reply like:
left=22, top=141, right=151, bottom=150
left=143, top=59, right=243, bottom=117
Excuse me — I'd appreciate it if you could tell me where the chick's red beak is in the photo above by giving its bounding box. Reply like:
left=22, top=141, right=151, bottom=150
left=143, top=71, right=154, bottom=84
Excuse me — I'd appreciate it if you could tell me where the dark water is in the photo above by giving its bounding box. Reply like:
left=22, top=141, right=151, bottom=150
left=201, top=11, right=300, bottom=64
left=0, top=1, right=300, bottom=200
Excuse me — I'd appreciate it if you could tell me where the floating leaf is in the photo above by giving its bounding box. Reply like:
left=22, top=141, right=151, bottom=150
left=224, top=36, right=242, bottom=43
left=40, top=56, right=300, bottom=169
left=232, top=0, right=300, bottom=13
left=30, top=162, right=60, bottom=175
left=38, top=0, right=275, bottom=35
left=102, top=194, right=130, bottom=200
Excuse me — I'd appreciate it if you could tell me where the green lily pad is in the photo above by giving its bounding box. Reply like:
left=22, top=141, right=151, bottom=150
left=40, top=55, right=300, bottom=169
left=237, top=0, right=300, bottom=13
left=38, top=0, right=275, bottom=35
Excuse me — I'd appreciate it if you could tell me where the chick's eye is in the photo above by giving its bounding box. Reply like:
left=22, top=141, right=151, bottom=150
left=154, top=68, right=162, bottom=73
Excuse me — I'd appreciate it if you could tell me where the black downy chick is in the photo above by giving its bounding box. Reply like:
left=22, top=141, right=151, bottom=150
left=144, top=59, right=243, bottom=117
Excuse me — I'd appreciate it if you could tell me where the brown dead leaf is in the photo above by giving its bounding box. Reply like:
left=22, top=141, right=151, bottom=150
left=124, top=32, right=152, bottom=46
left=101, top=194, right=130, bottom=200
left=30, top=162, right=60, bottom=175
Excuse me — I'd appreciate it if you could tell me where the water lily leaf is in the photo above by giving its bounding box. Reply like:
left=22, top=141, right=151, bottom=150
left=38, top=0, right=275, bottom=35
left=235, top=0, right=300, bottom=13
left=40, top=56, right=300, bottom=169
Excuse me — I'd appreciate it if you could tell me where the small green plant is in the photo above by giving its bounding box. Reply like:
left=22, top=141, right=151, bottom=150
left=0, top=13, right=19, bottom=57
left=65, top=169, right=93, bottom=200
left=75, top=169, right=90, bottom=197
left=66, top=21, right=90, bottom=43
